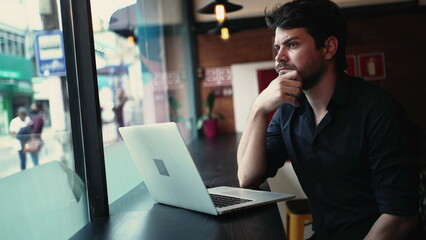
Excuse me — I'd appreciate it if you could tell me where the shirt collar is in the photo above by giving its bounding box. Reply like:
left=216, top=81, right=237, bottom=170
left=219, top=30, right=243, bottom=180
left=329, top=73, right=350, bottom=108
left=298, top=73, right=351, bottom=112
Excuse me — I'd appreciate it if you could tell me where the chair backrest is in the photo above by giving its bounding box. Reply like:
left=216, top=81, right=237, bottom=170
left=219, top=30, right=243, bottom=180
left=268, top=161, right=307, bottom=199
left=267, top=161, right=308, bottom=232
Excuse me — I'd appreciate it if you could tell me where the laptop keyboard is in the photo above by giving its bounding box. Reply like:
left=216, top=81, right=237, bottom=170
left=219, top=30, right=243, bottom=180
left=209, top=194, right=253, bottom=208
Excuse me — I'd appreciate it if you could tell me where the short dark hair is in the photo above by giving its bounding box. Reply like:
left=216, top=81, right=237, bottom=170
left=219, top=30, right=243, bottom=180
left=17, top=106, right=27, bottom=114
left=265, top=0, right=348, bottom=73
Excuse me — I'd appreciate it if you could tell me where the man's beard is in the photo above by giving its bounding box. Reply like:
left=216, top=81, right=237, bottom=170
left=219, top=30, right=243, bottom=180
left=275, top=59, right=326, bottom=91
left=303, top=59, right=327, bottom=90
left=302, top=72, right=321, bottom=90
left=275, top=63, right=325, bottom=91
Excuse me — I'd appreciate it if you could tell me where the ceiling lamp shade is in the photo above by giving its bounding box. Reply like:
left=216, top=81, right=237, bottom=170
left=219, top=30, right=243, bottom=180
left=208, top=21, right=238, bottom=34
left=208, top=21, right=238, bottom=40
left=197, top=0, right=243, bottom=14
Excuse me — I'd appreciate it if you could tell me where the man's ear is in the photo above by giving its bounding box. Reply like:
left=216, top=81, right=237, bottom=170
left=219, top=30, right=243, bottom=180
left=324, top=36, right=338, bottom=60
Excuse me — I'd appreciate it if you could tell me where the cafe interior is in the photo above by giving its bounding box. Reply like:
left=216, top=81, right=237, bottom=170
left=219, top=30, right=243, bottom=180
left=0, top=0, right=425, bottom=239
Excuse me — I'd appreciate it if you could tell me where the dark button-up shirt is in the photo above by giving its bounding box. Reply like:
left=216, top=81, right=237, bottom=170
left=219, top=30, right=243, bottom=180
left=265, top=74, right=420, bottom=239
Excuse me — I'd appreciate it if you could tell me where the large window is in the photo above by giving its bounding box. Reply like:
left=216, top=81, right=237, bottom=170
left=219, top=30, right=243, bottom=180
left=0, top=28, right=26, bottom=57
left=0, top=0, right=88, bottom=239
left=0, top=0, right=198, bottom=238
left=90, top=0, right=198, bottom=211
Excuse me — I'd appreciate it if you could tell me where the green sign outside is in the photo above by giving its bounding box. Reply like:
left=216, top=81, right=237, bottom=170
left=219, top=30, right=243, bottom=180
left=0, top=54, right=34, bottom=94
left=0, top=54, right=33, bottom=81
left=0, top=69, right=22, bottom=79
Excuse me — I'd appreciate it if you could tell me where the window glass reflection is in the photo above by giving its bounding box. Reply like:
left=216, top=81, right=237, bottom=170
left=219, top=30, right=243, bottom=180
left=1, top=0, right=74, bottom=177
left=0, top=0, right=88, bottom=238
left=91, top=0, right=196, bottom=209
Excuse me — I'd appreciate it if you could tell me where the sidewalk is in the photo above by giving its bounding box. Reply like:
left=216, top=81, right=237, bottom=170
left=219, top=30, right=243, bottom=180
left=0, top=134, right=15, bottom=149
left=0, top=127, right=73, bottom=179
left=0, top=127, right=56, bottom=149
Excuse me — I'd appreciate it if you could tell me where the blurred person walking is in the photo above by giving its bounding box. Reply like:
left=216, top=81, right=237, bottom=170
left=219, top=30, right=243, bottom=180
left=26, top=102, right=45, bottom=167
left=9, top=107, right=30, bottom=170
left=113, top=89, right=127, bottom=128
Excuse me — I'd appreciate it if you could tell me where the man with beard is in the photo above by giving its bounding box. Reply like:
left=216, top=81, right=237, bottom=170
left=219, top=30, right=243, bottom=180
left=237, top=0, right=422, bottom=239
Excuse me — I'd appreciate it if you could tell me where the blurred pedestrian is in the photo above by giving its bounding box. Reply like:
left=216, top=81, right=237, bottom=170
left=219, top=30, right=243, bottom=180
left=27, top=102, right=45, bottom=167
left=9, top=107, right=30, bottom=170
left=113, top=89, right=127, bottom=128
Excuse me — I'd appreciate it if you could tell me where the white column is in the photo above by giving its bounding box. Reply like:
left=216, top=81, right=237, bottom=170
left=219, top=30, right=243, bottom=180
left=231, top=61, right=274, bottom=133
left=48, top=76, right=66, bottom=131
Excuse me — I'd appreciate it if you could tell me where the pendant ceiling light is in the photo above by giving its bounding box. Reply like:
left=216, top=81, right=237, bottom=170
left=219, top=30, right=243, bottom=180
left=197, top=0, right=243, bottom=15
left=198, top=0, right=243, bottom=40
left=208, top=20, right=238, bottom=40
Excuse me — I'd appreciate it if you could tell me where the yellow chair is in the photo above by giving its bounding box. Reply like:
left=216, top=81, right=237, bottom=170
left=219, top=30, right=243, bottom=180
left=268, top=161, right=313, bottom=239
left=285, top=199, right=312, bottom=240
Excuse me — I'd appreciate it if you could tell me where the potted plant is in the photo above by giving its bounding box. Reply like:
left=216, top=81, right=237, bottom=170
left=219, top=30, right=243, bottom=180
left=197, top=91, right=225, bottom=137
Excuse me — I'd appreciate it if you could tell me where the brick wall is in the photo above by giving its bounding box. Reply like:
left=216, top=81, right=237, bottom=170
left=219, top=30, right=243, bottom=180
left=196, top=13, right=426, bottom=134
left=197, top=28, right=275, bottom=133
left=346, top=13, right=426, bottom=133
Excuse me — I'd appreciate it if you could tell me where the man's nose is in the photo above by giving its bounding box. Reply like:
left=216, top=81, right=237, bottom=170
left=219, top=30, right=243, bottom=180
left=275, top=49, right=289, bottom=63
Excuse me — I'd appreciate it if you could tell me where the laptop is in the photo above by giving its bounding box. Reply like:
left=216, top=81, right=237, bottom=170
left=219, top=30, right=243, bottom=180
left=119, top=122, right=295, bottom=215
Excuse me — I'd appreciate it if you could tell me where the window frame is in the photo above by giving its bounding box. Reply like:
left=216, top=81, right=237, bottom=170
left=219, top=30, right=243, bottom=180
left=58, top=0, right=199, bottom=221
left=59, top=0, right=109, bottom=219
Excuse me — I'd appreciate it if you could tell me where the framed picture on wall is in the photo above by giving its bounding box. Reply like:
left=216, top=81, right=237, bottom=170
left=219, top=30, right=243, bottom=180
left=357, top=52, right=386, bottom=80
left=345, top=54, right=357, bottom=76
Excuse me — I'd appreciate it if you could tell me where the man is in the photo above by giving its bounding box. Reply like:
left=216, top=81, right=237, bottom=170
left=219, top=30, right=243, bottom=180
left=237, top=0, right=421, bottom=239
left=9, top=107, right=31, bottom=170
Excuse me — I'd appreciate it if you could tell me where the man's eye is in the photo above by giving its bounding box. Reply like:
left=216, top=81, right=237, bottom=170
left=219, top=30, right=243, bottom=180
left=273, top=47, right=279, bottom=55
left=288, top=42, right=298, bottom=49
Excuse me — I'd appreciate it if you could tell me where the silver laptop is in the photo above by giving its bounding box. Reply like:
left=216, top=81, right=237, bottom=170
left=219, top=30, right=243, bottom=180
left=119, top=122, right=295, bottom=215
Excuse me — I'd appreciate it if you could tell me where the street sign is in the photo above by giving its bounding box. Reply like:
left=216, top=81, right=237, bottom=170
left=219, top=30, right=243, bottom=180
left=34, top=30, right=66, bottom=77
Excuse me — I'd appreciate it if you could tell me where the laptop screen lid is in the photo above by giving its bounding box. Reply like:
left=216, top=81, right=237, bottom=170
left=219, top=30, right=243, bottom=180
left=119, top=122, right=295, bottom=215
left=119, top=122, right=218, bottom=215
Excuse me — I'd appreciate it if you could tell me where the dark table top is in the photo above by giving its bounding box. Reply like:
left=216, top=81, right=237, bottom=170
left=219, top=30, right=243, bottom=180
left=71, top=133, right=286, bottom=240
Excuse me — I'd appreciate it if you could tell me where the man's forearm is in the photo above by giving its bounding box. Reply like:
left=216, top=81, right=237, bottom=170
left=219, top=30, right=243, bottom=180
left=238, top=71, right=302, bottom=188
left=364, top=214, right=418, bottom=240
left=237, top=109, right=269, bottom=189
